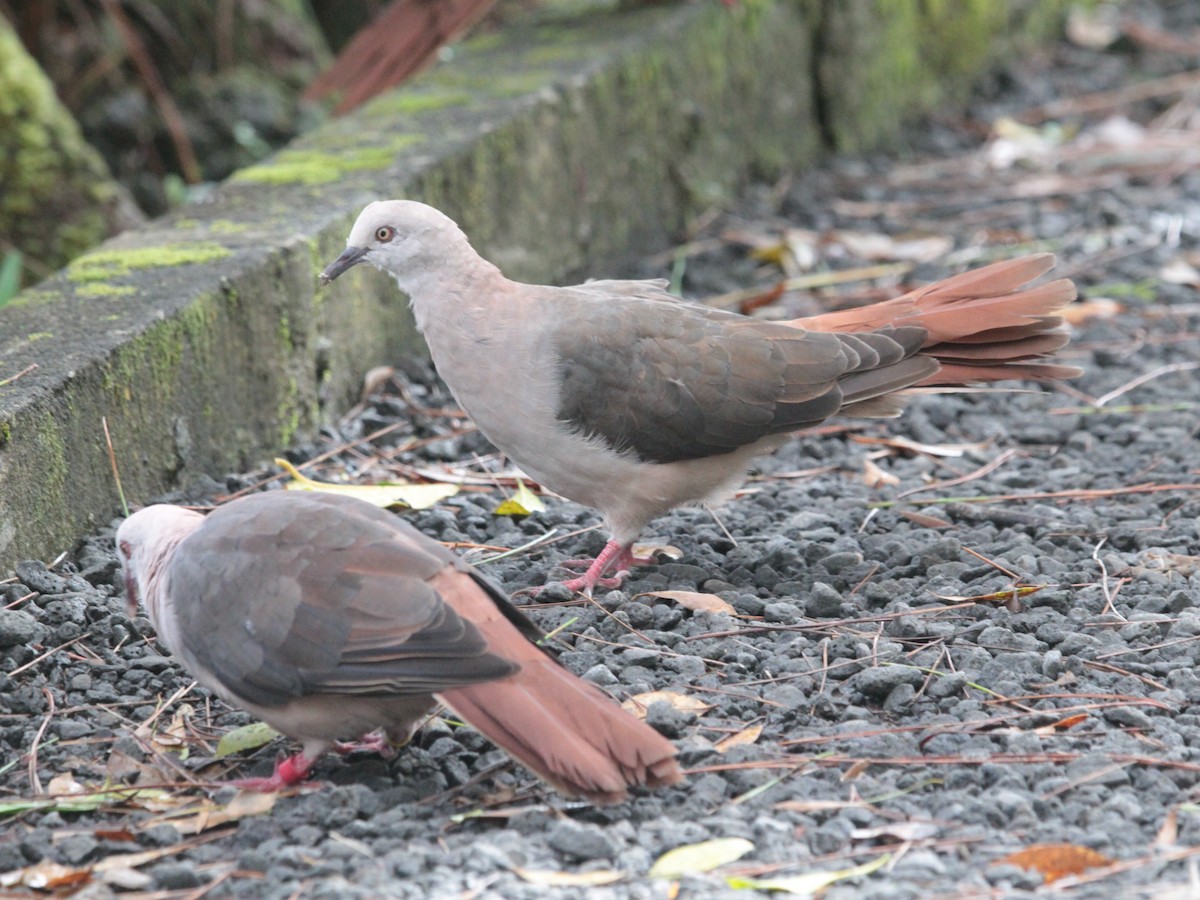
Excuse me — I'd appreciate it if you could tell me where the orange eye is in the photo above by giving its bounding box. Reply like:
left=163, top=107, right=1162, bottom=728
left=375, top=226, right=395, bottom=242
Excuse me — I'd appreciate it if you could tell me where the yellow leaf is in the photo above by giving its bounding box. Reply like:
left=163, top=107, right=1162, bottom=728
left=216, top=722, right=280, bottom=758
left=638, top=590, right=735, bottom=615
left=512, top=868, right=624, bottom=887
left=727, top=853, right=889, bottom=894
left=621, top=690, right=712, bottom=719
left=494, top=478, right=545, bottom=516
left=714, top=723, right=764, bottom=753
left=649, top=837, right=755, bottom=879
left=275, top=458, right=458, bottom=509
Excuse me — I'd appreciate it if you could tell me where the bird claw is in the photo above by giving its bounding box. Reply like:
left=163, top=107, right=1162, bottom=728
left=333, top=730, right=398, bottom=759
left=227, top=752, right=316, bottom=792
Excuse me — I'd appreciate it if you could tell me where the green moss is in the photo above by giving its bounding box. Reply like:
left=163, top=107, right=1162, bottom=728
left=208, top=219, right=251, bottom=234
left=25, top=332, right=51, bottom=342
left=232, top=139, right=421, bottom=186
left=67, top=243, right=231, bottom=283
left=367, top=90, right=475, bottom=117
left=76, top=283, right=136, bottom=298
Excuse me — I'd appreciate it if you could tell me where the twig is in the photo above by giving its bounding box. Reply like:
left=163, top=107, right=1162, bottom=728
left=870, top=482, right=1200, bottom=509
left=1018, top=68, right=1200, bottom=124
left=98, top=0, right=201, bottom=183
left=1091, top=538, right=1125, bottom=620
left=0, top=363, right=37, bottom=388
left=893, top=449, right=1018, bottom=501
left=28, top=688, right=56, bottom=794
left=9, top=633, right=93, bottom=677
left=1091, top=361, right=1200, bottom=408
left=102, top=416, right=129, bottom=518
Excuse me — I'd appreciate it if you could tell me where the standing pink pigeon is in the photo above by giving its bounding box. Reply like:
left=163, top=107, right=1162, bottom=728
left=117, top=491, right=681, bottom=800
left=320, top=200, right=1079, bottom=594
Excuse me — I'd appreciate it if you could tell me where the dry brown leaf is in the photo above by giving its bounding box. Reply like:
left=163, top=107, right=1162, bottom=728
left=157, top=791, right=279, bottom=836
left=841, top=760, right=871, bottom=782
left=1060, top=298, right=1122, bottom=324
left=638, top=590, right=736, bottom=615
left=1032, top=713, right=1088, bottom=735
left=897, top=510, right=953, bottom=529
left=999, top=843, right=1112, bottom=883
left=862, top=458, right=900, bottom=488
left=621, top=690, right=712, bottom=719
left=715, top=723, right=764, bottom=753
left=359, top=365, right=396, bottom=400
left=0, top=861, right=92, bottom=890
left=1156, top=808, right=1179, bottom=848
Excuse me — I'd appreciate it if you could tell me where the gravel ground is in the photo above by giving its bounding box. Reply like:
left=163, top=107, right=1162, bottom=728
left=4, top=4, right=1200, bottom=897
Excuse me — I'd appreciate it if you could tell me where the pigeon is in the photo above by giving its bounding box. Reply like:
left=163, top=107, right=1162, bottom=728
left=117, top=491, right=682, bottom=800
left=321, top=200, right=1078, bottom=593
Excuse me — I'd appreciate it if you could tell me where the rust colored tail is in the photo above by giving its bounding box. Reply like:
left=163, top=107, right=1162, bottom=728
left=788, top=253, right=1081, bottom=385
left=433, top=570, right=681, bottom=804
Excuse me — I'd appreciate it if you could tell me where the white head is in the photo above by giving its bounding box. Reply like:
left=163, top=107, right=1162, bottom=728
left=115, top=505, right=204, bottom=623
left=319, top=200, right=479, bottom=292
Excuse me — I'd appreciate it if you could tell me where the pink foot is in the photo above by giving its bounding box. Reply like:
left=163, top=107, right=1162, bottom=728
left=540, top=540, right=658, bottom=596
left=228, top=752, right=316, bottom=792
left=333, top=730, right=397, bottom=759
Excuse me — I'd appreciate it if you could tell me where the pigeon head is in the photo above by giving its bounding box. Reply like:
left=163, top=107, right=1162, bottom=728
left=116, top=505, right=203, bottom=619
left=319, top=200, right=468, bottom=288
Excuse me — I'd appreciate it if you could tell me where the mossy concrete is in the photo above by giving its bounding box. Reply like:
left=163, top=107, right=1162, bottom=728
left=0, top=0, right=1067, bottom=570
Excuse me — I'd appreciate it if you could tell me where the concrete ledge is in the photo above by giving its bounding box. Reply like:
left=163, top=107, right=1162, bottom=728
left=0, top=0, right=1064, bottom=569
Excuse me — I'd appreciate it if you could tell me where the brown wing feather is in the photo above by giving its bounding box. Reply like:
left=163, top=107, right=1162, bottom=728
left=787, top=254, right=1080, bottom=384
left=431, top=568, right=682, bottom=803
left=553, top=297, right=938, bottom=464
left=168, top=493, right=515, bottom=708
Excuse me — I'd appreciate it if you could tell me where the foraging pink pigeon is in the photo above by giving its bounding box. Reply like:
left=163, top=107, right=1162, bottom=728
left=117, top=491, right=682, bottom=800
left=321, top=200, right=1078, bottom=593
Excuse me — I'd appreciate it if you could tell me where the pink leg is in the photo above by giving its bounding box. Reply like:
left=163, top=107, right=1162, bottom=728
left=551, top=539, right=657, bottom=596
left=229, top=752, right=316, bottom=792
left=333, top=730, right=398, bottom=759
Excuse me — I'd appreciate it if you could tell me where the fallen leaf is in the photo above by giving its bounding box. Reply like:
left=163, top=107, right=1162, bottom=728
left=1157, top=808, right=1179, bottom=848
left=830, top=230, right=952, bottom=263
left=715, top=723, right=764, bottom=753
left=1066, top=4, right=1120, bottom=48
left=47, top=773, right=86, bottom=796
left=1060, top=298, right=1121, bottom=325
left=276, top=458, right=458, bottom=509
left=637, top=590, right=735, bottom=615
left=897, top=510, right=953, bottom=529
left=1160, top=258, right=1200, bottom=287
left=1033, top=713, right=1088, bottom=735
left=999, top=843, right=1112, bottom=884
left=170, top=791, right=278, bottom=835
left=359, top=365, right=396, bottom=400
left=621, top=690, right=713, bottom=719
left=631, top=542, right=684, bottom=563
left=216, top=721, right=280, bottom=758
left=841, top=760, right=871, bottom=782
left=862, top=458, right=899, bottom=488
left=494, top=478, right=546, bottom=516
left=774, top=799, right=869, bottom=813
left=649, top=837, right=755, bottom=879
left=512, top=868, right=625, bottom=887
left=727, top=853, right=889, bottom=894
left=851, top=434, right=991, bottom=457
left=0, top=860, right=92, bottom=890
left=850, top=822, right=939, bottom=842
